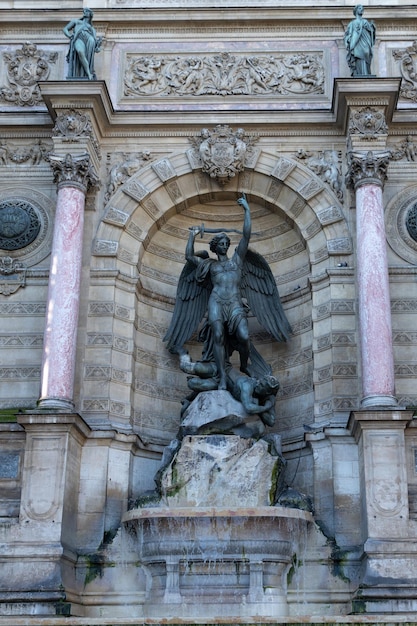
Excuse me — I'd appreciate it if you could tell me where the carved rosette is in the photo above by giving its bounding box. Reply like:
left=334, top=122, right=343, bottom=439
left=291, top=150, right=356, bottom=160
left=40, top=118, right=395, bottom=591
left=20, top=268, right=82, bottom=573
left=48, top=153, right=99, bottom=193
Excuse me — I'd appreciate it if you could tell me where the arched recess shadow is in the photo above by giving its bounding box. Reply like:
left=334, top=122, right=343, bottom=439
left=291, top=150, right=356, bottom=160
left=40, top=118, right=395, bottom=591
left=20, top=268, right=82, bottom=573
left=86, top=151, right=352, bottom=445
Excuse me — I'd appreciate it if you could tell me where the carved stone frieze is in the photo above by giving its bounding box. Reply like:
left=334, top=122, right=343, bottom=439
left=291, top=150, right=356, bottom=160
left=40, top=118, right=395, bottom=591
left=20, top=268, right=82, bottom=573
left=296, top=149, right=343, bottom=201
left=105, top=150, right=151, bottom=202
left=189, top=125, right=258, bottom=186
left=391, top=299, right=417, bottom=312
left=393, top=41, right=417, bottom=103
left=93, top=239, right=118, bottom=256
left=0, top=302, right=45, bottom=315
left=0, top=366, right=40, bottom=380
left=124, top=52, right=325, bottom=98
left=327, top=238, right=352, bottom=254
left=317, top=205, right=344, bottom=225
left=0, top=140, right=52, bottom=166
left=345, top=150, right=391, bottom=190
left=0, top=43, right=57, bottom=107
left=0, top=333, right=43, bottom=347
left=348, top=106, right=388, bottom=139
left=271, top=158, right=295, bottom=181
left=48, top=153, right=99, bottom=192
left=0, top=256, right=26, bottom=296
left=88, top=301, right=115, bottom=316
left=390, top=135, right=417, bottom=162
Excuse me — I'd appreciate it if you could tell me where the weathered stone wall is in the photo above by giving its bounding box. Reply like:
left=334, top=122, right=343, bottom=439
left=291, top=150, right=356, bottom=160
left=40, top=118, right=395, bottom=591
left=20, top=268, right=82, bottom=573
left=1, top=1, right=417, bottom=620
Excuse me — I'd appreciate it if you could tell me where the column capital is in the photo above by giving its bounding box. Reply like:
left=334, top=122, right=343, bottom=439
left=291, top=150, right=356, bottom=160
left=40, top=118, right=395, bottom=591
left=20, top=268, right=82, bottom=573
left=48, top=152, right=99, bottom=193
left=345, top=149, right=391, bottom=190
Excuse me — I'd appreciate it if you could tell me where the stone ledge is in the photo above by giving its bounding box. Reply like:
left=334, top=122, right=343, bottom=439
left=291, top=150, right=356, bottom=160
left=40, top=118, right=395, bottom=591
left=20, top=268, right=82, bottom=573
left=1, top=616, right=417, bottom=625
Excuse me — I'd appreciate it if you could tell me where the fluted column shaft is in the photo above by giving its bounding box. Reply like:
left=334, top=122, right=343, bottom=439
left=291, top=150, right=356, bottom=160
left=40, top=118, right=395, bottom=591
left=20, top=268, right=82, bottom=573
left=347, top=151, right=397, bottom=408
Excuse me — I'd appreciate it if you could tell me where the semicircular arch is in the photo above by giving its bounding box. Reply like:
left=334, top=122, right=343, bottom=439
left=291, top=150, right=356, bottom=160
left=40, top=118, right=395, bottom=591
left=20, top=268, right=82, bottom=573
left=86, top=151, right=352, bottom=443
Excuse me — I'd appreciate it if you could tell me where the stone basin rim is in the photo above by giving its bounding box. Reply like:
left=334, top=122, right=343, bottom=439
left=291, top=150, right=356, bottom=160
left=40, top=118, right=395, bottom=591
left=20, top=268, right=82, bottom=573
left=122, top=506, right=313, bottom=523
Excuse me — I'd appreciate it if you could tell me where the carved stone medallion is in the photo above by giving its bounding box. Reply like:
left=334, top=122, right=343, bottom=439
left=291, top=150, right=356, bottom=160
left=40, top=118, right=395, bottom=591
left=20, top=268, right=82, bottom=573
left=0, top=200, right=41, bottom=251
left=189, top=125, right=257, bottom=186
left=0, top=43, right=57, bottom=107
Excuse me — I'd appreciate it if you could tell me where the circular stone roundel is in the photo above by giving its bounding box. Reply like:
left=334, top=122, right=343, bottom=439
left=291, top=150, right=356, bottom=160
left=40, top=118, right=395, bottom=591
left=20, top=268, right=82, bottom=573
left=0, top=200, right=41, bottom=250
left=386, top=187, right=417, bottom=264
left=406, top=202, right=417, bottom=242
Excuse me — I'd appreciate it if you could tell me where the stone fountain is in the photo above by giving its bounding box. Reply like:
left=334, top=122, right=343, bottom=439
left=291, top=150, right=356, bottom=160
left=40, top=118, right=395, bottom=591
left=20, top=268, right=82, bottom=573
left=122, top=392, right=314, bottom=619
left=121, top=196, right=314, bottom=618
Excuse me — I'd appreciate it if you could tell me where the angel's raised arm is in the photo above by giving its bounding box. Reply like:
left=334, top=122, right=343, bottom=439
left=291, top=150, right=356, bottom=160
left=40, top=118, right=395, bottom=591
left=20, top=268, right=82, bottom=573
left=236, top=193, right=251, bottom=260
left=185, top=225, right=203, bottom=264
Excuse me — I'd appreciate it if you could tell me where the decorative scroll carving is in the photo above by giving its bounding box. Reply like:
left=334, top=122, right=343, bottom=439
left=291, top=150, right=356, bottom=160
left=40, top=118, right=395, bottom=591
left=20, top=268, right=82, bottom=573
left=53, top=109, right=100, bottom=160
left=48, top=153, right=99, bottom=192
left=189, top=125, right=258, bottom=186
left=0, top=140, right=52, bottom=166
left=0, top=256, right=26, bottom=296
left=105, top=150, right=151, bottom=202
left=393, top=42, right=417, bottom=103
left=348, top=106, right=388, bottom=138
left=345, top=150, right=391, bottom=190
left=296, top=149, right=343, bottom=201
left=0, top=43, right=57, bottom=107
left=124, top=52, right=324, bottom=98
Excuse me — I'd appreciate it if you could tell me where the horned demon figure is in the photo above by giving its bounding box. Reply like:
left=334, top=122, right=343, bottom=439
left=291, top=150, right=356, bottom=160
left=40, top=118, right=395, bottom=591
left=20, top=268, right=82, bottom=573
left=164, top=194, right=292, bottom=427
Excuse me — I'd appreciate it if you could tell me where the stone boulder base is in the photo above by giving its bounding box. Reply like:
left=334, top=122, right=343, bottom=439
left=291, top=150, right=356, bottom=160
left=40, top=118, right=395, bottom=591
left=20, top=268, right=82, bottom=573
left=160, top=434, right=279, bottom=507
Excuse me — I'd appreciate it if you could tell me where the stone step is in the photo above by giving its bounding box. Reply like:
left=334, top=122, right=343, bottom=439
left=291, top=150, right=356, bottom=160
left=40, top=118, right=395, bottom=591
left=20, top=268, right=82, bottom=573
left=1, top=618, right=417, bottom=626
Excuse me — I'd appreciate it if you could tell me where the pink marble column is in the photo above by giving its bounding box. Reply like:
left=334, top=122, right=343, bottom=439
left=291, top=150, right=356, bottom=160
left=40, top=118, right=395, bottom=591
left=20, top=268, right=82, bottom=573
left=38, top=153, right=97, bottom=410
left=347, top=150, right=397, bottom=408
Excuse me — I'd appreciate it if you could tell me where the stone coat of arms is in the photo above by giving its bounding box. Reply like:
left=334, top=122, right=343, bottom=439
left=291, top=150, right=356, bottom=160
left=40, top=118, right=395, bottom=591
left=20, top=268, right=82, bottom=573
left=190, top=125, right=257, bottom=186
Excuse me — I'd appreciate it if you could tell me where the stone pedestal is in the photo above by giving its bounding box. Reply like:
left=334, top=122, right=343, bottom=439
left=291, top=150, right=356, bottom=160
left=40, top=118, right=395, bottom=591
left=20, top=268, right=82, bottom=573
left=0, top=413, right=90, bottom=616
left=349, top=409, right=417, bottom=612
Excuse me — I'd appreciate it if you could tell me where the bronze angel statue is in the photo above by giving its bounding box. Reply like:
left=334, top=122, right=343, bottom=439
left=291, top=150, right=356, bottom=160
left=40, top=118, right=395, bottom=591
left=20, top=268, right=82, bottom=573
left=164, top=194, right=291, bottom=423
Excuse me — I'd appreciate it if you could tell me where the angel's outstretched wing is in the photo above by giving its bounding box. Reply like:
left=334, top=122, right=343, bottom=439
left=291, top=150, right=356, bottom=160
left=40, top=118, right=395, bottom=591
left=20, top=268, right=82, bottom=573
left=241, top=248, right=292, bottom=342
left=163, top=252, right=211, bottom=354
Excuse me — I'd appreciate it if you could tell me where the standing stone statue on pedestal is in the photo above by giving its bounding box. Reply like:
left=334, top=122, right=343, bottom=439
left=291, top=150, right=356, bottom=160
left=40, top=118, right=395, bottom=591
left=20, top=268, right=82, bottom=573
left=63, top=8, right=102, bottom=80
left=344, top=4, right=376, bottom=77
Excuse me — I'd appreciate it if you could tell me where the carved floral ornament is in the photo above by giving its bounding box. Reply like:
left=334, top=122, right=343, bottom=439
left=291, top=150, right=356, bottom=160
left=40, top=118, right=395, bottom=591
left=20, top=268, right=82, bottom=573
left=345, top=150, right=391, bottom=190
left=189, top=125, right=258, bottom=186
left=0, top=140, right=52, bottom=167
left=0, top=42, right=57, bottom=107
left=48, top=153, right=99, bottom=192
left=124, top=51, right=325, bottom=98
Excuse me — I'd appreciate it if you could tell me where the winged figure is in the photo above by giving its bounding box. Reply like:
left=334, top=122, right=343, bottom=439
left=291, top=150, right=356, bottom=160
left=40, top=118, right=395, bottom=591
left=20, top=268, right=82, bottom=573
left=164, top=194, right=292, bottom=394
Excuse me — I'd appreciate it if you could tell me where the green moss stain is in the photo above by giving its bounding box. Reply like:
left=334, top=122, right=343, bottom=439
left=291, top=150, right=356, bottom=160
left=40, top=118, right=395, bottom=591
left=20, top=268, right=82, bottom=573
left=287, top=553, right=303, bottom=586
left=0, top=409, right=18, bottom=423
left=83, top=528, right=118, bottom=586
left=315, top=519, right=351, bottom=584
